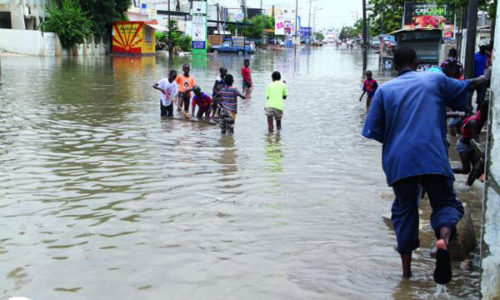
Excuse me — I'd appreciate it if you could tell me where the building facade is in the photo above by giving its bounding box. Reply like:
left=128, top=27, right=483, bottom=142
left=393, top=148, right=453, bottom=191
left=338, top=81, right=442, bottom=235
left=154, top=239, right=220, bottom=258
left=0, top=0, right=52, bottom=30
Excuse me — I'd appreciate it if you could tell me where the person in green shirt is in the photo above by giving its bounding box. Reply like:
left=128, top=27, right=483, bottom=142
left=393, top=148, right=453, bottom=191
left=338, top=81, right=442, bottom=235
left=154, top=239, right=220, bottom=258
left=265, top=71, right=288, bottom=133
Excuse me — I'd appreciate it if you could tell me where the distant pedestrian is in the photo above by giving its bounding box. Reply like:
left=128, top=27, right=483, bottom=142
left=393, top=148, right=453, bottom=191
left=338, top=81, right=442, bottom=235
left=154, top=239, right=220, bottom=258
left=265, top=71, right=288, bottom=134
left=153, top=69, right=178, bottom=117
left=473, top=45, right=488, bottom=108
left=441, top=48, right=463, bottom=79
left=217, top=74, right=245, bottom=135
left=359, top=70, right=378, bottom=110
left=192, top=86, right=213, bottom=120
left=175, top=64, right=196, bottom=118
left=362, top=47, right=486, bottom=284
left=241, top=59, right=252, bottom=97
left=441, top=48, right=465, bottom=136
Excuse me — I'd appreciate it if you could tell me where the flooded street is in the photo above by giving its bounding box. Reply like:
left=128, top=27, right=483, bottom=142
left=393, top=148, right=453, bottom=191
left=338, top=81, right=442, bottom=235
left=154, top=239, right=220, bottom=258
left=0, top=47, right=483, bottom=299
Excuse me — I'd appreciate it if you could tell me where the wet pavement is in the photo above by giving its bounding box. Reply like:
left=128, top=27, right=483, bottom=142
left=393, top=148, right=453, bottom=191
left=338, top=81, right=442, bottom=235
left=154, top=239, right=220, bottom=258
left=0, top=47, right=483, bottom=299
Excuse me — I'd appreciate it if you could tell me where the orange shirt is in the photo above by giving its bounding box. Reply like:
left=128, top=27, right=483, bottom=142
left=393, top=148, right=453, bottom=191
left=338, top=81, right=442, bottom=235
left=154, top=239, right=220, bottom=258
left=175, top=74, right=196, bottom=93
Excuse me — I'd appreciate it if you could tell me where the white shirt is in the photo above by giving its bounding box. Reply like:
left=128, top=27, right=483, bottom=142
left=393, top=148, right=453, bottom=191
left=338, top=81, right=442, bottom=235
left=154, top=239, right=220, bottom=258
left=158, top=79, right=178, bottom=106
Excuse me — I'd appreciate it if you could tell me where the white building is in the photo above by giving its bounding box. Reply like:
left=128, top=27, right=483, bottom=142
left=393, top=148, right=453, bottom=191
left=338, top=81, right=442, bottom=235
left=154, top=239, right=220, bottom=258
left=0, top=0, right=52, bottom=30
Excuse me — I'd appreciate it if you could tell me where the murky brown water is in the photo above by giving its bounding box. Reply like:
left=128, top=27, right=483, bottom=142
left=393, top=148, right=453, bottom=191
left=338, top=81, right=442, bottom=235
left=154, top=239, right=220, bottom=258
left=0, top=47, right=482, bottom=299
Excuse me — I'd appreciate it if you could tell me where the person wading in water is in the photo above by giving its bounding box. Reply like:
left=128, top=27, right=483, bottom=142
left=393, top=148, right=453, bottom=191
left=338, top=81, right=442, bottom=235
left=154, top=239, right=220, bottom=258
left=362, top=47, right=487, bottom=284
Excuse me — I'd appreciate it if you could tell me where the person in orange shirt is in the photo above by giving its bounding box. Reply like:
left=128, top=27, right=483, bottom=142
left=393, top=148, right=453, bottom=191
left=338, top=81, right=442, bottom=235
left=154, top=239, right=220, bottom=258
left=175, top=64, right=197, bottom=118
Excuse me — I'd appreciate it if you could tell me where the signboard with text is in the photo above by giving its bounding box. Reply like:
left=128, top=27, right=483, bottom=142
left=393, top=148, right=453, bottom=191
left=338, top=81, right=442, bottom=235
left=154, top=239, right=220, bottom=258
left=403, top=2, right=452, bottom=30
left=191, top=0, right=207, bottom=55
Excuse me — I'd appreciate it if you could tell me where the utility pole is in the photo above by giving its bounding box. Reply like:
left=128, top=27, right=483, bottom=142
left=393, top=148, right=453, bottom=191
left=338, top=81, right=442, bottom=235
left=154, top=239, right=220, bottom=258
left=464, top=0, right=479, bottom=107
left=362, top=0, right=368, bottom=73
left=294, top=0, right=299, bottom=51
left=308, top=0, right=312, bottom=28
left=381, top=0, right=385, bottom=34
left=216, top=3, right=219, bottom=34
left=241, top=0, right=247, bottom=58
left=363, top=0, right=368, bottom=72
left=313, top=6, right=317, bottom=38
left=260, top=0, right=265, bottom=44
left=308, top=0, right=317, bottom=44
left=464, top=0, right=478, bottom=78
left=168, top=0, right=173, bottom=58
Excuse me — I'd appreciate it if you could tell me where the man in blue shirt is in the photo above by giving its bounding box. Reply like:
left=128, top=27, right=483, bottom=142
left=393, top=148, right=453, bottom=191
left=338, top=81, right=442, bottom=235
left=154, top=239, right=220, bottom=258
left=362, top=47, right=486, bottom=284
left=473, top=45, right=489, bottom=108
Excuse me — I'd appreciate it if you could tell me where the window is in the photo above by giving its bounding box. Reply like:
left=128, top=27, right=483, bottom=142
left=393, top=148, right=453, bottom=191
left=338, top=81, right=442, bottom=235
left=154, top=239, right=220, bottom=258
left=145, top=26, right=153, bottom=43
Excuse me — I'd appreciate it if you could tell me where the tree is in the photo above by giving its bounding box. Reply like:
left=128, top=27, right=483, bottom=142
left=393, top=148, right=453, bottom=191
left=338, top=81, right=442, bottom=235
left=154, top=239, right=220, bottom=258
left=339, top=26, right=361, bottom=40
left=226, top=15, right=274, bottom=41
left=79, top=0, right=131, bottom=40
left=315, top=32, right=325, bottom=41
left=40, top=0, right=93, bottom=49
left=367, top=0, right=405, bottom=35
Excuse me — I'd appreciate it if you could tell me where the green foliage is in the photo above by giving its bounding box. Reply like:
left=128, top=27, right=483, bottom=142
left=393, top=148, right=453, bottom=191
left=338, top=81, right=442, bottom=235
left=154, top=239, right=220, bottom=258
left=179, top=35, right=192, bottom=51
left=155, top=31, right=166, bottom=43
left=367, top=0, right=405, bottom=35
left=339, top=26, right=360, bottom=40
left=40, top=0, right=92, bottom=49
left=79, top=0, right=131, bottom=39
left=155, top=20, right=185, bottom=51
left=486, top=0, right=497, bottom=19
left=225, top=15, right=275, bottom=41
left=167, top=19, right=182, bottom=47
left=315, top=32, right=325, bottom=41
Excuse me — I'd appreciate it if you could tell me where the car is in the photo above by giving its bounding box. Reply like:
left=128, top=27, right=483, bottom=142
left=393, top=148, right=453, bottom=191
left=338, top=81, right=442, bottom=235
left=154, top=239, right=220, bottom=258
left=268, top=38, right=284, bottom=46
left=210, top=40, right=255, bottom=55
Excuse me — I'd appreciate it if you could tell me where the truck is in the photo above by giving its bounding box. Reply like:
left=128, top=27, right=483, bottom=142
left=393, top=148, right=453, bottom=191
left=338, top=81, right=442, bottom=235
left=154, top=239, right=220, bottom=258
left=391, top=28, right=443, bottom=69
left=209, top=37, right=255, bottom=55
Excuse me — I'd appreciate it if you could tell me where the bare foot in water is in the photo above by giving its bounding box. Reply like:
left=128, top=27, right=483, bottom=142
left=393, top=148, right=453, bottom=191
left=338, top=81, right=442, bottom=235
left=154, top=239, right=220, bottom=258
left=434, top=228, right=452, bottom=284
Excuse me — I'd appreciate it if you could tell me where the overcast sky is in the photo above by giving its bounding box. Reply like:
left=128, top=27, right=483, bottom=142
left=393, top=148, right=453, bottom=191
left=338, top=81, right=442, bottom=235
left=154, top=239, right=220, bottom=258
left=207, top=0, right=362, bottom=29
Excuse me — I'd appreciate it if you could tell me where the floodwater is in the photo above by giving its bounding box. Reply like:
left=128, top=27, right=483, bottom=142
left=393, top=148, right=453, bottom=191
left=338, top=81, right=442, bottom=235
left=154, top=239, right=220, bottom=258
left=0, top=47, right=483, bottom=299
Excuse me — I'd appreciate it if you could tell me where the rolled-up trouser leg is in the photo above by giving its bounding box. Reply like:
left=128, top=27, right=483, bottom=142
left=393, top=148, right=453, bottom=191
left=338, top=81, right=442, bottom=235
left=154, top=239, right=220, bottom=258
left=160, top=101, right=167, bottom=116
left=391, top=176, right=421, bottom=254
left=423, top=175, right=464, bottom=240
left=183, top=93, right=190, bottom=113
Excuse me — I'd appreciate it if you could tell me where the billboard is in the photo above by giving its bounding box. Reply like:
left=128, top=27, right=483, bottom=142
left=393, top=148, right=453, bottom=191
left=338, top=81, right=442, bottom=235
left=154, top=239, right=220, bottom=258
left=403, top=2, right=452, bottom=30
left=283, top=15, right=295, bottom=36
left=275, top=15, right=285, bottom=35
left=300, top=27, right=312, bottom=38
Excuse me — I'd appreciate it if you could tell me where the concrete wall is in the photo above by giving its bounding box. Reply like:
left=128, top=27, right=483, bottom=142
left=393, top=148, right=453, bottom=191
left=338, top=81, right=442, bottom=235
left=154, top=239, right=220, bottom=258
left=0, top=28, right=60, bottom=55
left=0, top=29, right=108, bottom=56
left=481, top=7, right=500, bottom=300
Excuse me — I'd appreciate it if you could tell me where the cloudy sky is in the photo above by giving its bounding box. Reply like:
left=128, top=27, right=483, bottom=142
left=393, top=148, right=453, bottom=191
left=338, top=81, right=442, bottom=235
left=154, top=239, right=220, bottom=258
left=207, top=0, right=362, bottom=29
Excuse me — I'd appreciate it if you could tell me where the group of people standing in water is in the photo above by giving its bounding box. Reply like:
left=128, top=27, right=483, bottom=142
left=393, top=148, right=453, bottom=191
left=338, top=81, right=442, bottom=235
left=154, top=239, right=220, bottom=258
left=153, top=47, right=493, bottom=287
left=153, top=59, right=288, bottom=135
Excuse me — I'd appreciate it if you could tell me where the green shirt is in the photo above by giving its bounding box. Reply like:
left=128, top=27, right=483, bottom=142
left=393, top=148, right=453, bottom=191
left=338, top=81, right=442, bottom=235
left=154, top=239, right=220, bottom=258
left=265, top=81, right=288, bottom=110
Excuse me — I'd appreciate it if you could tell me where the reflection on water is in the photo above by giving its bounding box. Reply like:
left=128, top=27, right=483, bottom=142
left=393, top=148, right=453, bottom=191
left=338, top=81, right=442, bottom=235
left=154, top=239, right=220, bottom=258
left=265, top=134, right=283, bottom=173
left=0, top=48, right=482, bottom=299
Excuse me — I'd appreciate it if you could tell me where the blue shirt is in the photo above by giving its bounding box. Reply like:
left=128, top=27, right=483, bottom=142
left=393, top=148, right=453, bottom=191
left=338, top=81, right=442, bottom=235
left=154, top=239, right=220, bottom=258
left=362, top=71, right=470, bottom=186
left=474, top=52, right=488, bottom=77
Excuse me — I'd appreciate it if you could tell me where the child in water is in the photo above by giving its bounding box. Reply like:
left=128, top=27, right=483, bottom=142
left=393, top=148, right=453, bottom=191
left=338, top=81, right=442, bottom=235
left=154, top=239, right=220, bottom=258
left=217, top=74, right=245, bottom=135
left=212, top=67, right=227, bottom=119
left=153, top=70, right=178, bottom=117
left=241, top=59, right=252, bottom=97
left=359, top=70, right=378, bottom=110
left=265, top=71, right=288, bottom=134
left=192, top=86, right=213, bottom=120
left=453, top=100, right=489, bottom=177
left=175, top=64, right=196, bottom=118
